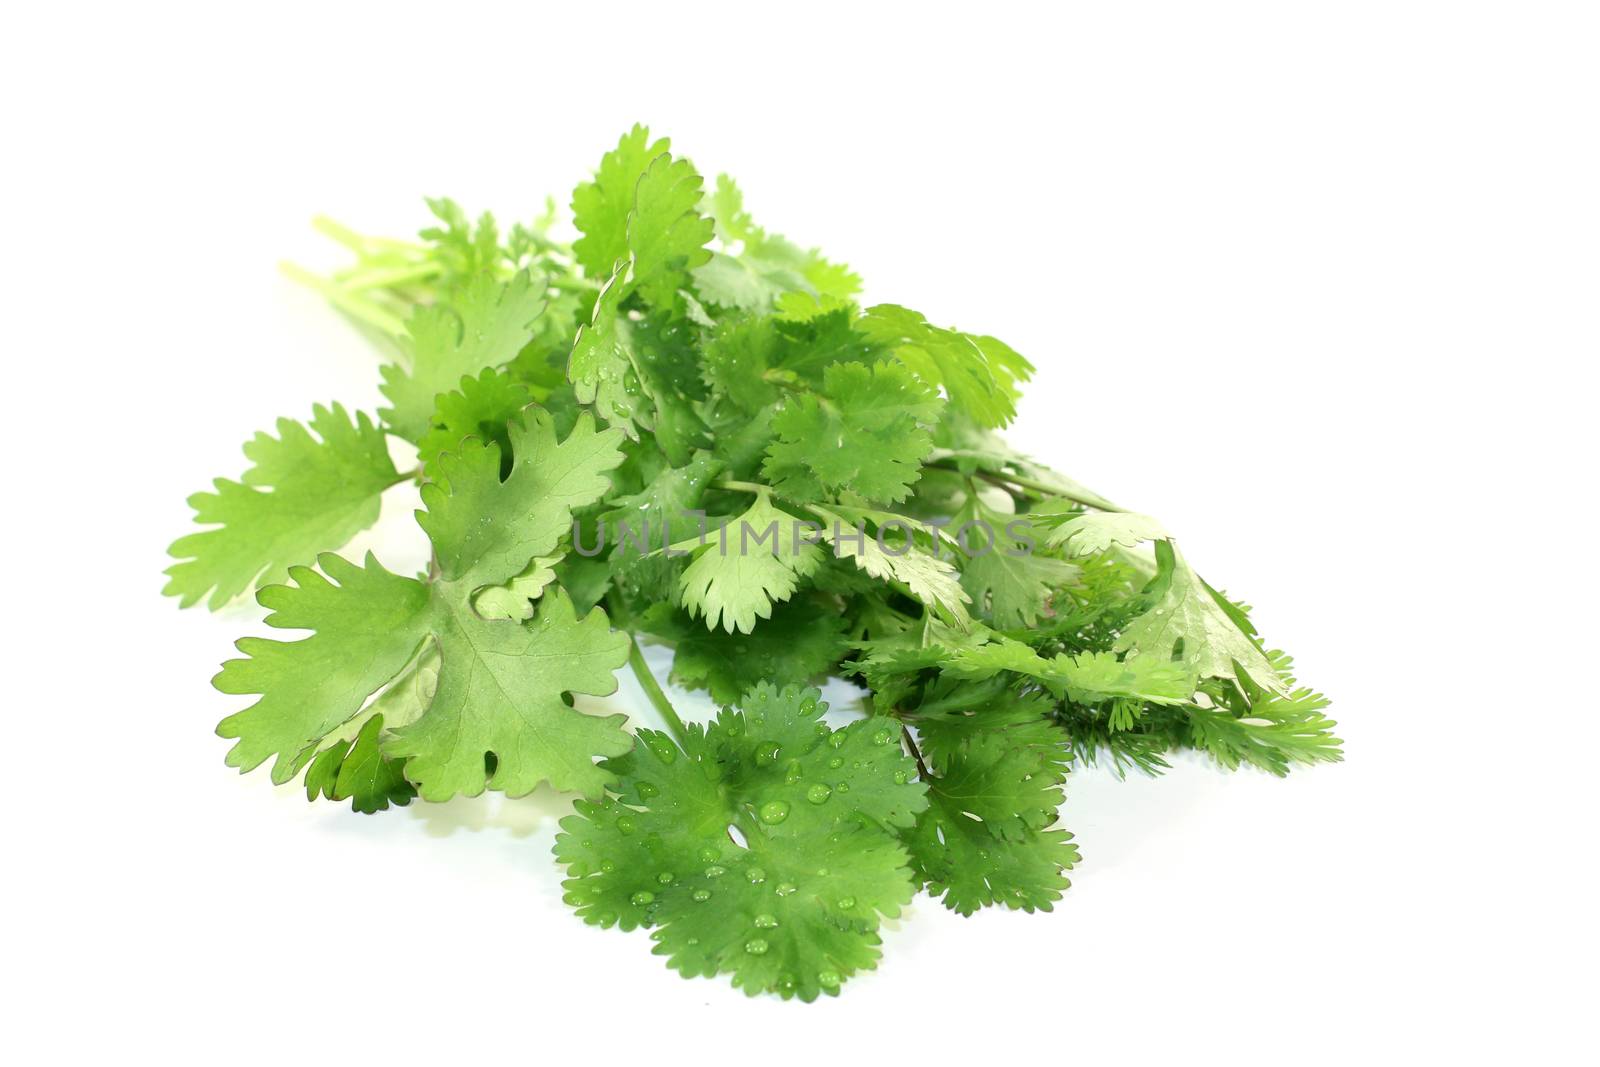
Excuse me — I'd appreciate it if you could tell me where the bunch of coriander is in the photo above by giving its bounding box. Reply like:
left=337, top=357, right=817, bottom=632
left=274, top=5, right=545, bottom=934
left=165, top=126, right=1339, bottom=1001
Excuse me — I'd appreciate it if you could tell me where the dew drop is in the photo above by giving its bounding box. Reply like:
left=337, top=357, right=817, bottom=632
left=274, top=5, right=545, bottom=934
left=828, top=733, right=847, bottom=750
left=656, top=871, right=675, bottom=885
left=745, top=938, right=769, bottom=955
left=746, top=866, right=767, bottom=884
left=806, top=783, right=833, bottom=805
left=630, top=890, right=655, bottom=906
left=818, top=970, right=841, bottom=988
left=783, top=759, right=803, bottom=784
left=893, top=769, right=909, bottom=785
left=836, top=896, right=856, bottom=910
left=775, top=882, right=797, bottom=897
left=637, top=781, right=661, bottom=799
left=827, top=756, right=844, bottom=769
left=692, top=889, right=712, bottom=903
left=835, top=782, right=850, bottom=794
left=872, top=727, right=894, bottom=746
left=651, top=741, right=677, bottom=765
left=704, top=865, right=727, bottom=879
left=615, top=816, right=637, bottom=836
left=599, top=860, right=617, bottom=874
left=800, top=697, right=819, bottom=716
left=698, top=847, right=720, bottom=864
left=753, top=913, right=779, bottom=929
left=759, top=800, right=791, bottom=825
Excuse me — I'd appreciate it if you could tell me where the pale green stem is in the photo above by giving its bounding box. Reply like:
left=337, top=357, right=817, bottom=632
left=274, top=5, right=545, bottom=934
left=279, top=261, right=407, bottom=337
left=627, top=637, right=689, bottom=745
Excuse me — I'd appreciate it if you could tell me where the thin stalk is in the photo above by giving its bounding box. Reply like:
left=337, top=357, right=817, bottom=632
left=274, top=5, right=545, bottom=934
left=925, top=459, right=1125, bottom=513
left=337, top=263, right=440, bottom=291
left=715, top=479, right=770, bottom=497
left=628, top=637, right=689, bottom=745
left=312, top=214, right=426, bottom=254
left=279, top=261, right=407, bottom=337
left=901, top=725, right=932, bottom=781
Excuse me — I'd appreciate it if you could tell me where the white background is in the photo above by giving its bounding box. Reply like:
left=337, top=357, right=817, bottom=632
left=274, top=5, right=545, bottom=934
left=4, top=2, right=1595, bottom=1063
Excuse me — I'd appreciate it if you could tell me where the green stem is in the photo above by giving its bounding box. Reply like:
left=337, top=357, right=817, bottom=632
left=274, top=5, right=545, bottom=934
left=544, top=275, right=599, bottom=293
left=279, top=261, right=408, bottom=337
left=716, top=479, right=770, bottom=497
left=901, top=725, right=932, bottom=781
left=627, top=637, right=689, bottom=745
left=926, top=460, right=1125, bottom=513
left=338, top=263, right=440, bottom=291
left=312, top=214, right=425, bottom=255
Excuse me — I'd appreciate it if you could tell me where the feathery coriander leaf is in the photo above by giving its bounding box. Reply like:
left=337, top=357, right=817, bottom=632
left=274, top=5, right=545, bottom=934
left=417, top=408, right=625, bottom=589
left=555, top=684, right=925, bottom=1001
left=571, top=123, right=670, bottom=279
left=1115, top=540, right=1286, bottom=695
left=694, top=175, right=860, bottom=314
left=215, top=552, right=434, bottom=782
left=416, top=366, right=536, bottom=473
left=907, top=732, right=1079, bottom=916
left=568, top=266, right=644, bottom=433
left=812, top=507, right=971, bottom=628
left=675, top=491, right=824, bottom=633
left=384, top=587, right=631, bottom=799
left=165, top=404, right=404, bottom=610
left=304, top=715, right=416, bottom=814
left=764, top=361, right=943, bottom=503
left=859, top=304, right=1032, bottom=428
left=380, top=271, right=546, bottom=441
left=642, top=598, right=848, bottom=706
left=903, top=676, right=1063, bottom=767
left=628, top=152, right=715, bottom=309
left=1046, top=510, right=1170, bottom=554
left=954, top=500, right=1079, bottom=628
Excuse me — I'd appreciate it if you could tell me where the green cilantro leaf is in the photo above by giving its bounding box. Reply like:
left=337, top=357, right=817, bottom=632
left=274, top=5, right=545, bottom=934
left=572, top=124, right=671, bottom=279
left=554, top=684, right=926, bottom=1000
left=859, top=304, right=1033, bottom=428
left=380, top=271, right=546, bottom=441
left=1045, top=510, right=1170, bottom=554
left=628, top=152, right=715, bottom=309
left=764, top=361, right=943, bottom=503
left=304, top=714, right=416, bottom=814
left=416, top=366, right=536, bottom=473
left=811, top=507, right=971, bottom=628
left=1115, top=541, right=1286, bottom=694
left=676, top=491, right=824, bottom=633
left=954, top=500, right=1079, bottom=628
left=417, top=408, right=624, bottom=588
left=165, top=403, right=405, bottom=610
left=906, top=732, right=1079, bottom=916
left=643, top=598, right=849, bottom=706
